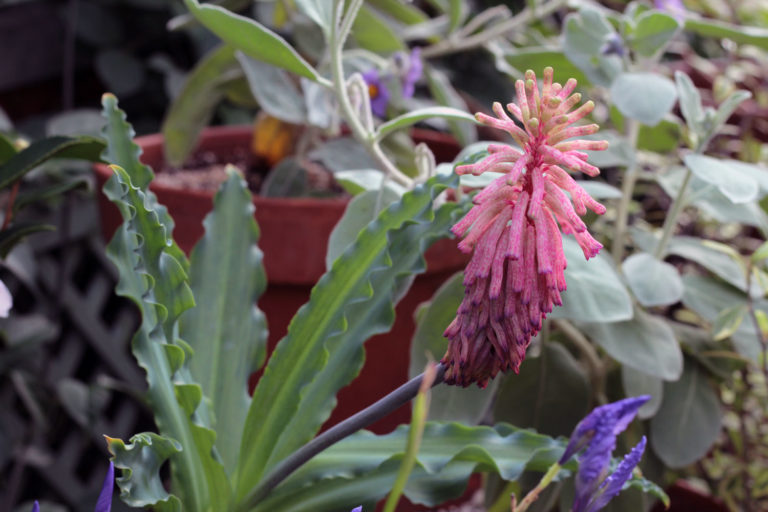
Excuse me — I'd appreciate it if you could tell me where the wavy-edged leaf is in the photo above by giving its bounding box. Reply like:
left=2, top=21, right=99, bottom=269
left=180, top=167, right=268, bottom=475
left=105, top=165, right=232, bottom=512
left=106, top=433, right=182, bottom=512
left=183, top=0, right=326, bottom=83
left=375, top=107, right=476, bottom=141
left=0, top=135, right=104, bottom=189
left=236, top=173, right=461, bottom=501
left=256, top=422, right=665, bottom=511
left=102, top=94, right=188, bottom=271
left=162, top=45, right=241, bottom=166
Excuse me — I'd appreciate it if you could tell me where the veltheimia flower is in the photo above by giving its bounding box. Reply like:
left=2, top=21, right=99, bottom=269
left=560, top=396, right=650, bottom=512
left=442, top=67, right=608, bottom=387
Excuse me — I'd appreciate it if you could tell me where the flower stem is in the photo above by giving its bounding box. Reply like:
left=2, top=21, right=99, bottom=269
left=653, top=167, right=692, bottom=259
left=421, top=0, right=567, bottom=58
left=329, top=0, right=413, bottom=188
left=514, top=462, right=562, bottom=512
left=488, top=480, right=518, bottom=512
left=611, top=120, right=640, bottom=265
left=243, top=363, right=447, bottom=509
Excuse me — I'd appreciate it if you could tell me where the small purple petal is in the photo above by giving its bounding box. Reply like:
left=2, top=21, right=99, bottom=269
left=350, top=507, right=363, bottom=512
left=584, top=437, right=647, bottom=512
left=31, top=501, right=40, bottom=512
left=94, top=462, right=114, bottom=512
left=402, top=47, right=423, bottom=98
left=0, top=279, right=12, bottom=318
left=654, top=0, right=686, bottom=20
left=362, top=69, right=390, bottom=117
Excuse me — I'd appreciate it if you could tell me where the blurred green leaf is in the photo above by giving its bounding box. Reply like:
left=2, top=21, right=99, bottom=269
left=494, top=342, right=590, bottom=437
left=753, top=240, right=768, bottom=262
left=334, top=169, right=406, bottom=196
left=580, top=308, right=683, bottom=381
left=674, top=71, right=705, bottom=138
left=352, top=5, right=405, bottom=53
left=712, top=90, right=751, bottom=132
left=95, top=49, right=146, bottom=97
left=582, top=131, right=635, bottom=168
left=448, top=0, right=466, bottom=32
left=0, top=136, right=105, bottom=189
left=307, top=137, right=378, bottom=173
left=368, top=0, right=429, bottom=25
left=550, top=238, right=633, bottom=322
left=424, top=66, right=477, bottom=147
left=685, top=17, right=768, bottom=51
left=650, top=360, right=723, bottom=468
left=629, top=11, right=680, bottom=57
left=622, top=252, right=684, bottom=307
left=260, top=157, right=309, bottom=197
left=162, top=45, right=241, bottom=167
left=0, top=134, right=16, bottom=166
left=611, top=72, right=677, bottom=126
left=294, top=0, right=333, bottom=37
left=501, top=48, right=590, bottom=88
left=712, top=304, right=747, bottom=341
left=236, top=52, right=307, bottom=124
left=184, top=0, right=326, bottom=82
left=684, top=154, right=759, bottom=204
left=13, top=177, right=88, bottom=214
left=563, top=7, right=622, bottom=87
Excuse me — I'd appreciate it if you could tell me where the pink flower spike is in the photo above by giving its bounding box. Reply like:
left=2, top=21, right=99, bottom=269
left=442, top=67, right=608, bottom=387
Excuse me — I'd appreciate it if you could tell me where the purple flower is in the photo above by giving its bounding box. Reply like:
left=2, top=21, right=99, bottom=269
left=94, top=462, right=114, bottom=512
left=351, top=508, right=362, bottom=512
left=401, top=47, right=422, bottom=99
left=362, top=69, right=391, bottom=118
left=560, top=397, right=650, bottom=512
left=31, top=501, right=39, bottom=512
left=655, top=0, right=686, bottom=20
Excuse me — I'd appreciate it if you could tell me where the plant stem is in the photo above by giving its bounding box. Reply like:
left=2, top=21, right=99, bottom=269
left=611, top=120, right=640, bottom=265
left=514, top=462, right=562, bottom=512
left=488, top=480, right=518, bottom=512
left=553, top=319, right=607, bottom=404
left=244, top=363, right=447, bottom=509
left=745, top=262, right=768, bottom=381
left=653, top=167, right=691, bottom=259
left=329, top=0, right=413, bottom=188
left=421, top=0, right=567, bottom=59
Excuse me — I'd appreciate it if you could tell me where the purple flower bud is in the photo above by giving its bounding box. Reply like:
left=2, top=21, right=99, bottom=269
left=350, top=507, right=363, bottom=512
left=31, top=501, right=40, bottom=512
left=600, top=33, right=625, bottom=57
left=560, top=397, right=650, bottom=512
left=94, top=462, right=114, bottom=512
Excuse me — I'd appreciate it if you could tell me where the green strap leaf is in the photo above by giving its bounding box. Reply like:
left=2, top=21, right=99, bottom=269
left=0, top=135, right=105, bottom=189
left=106, top=433, right=183, bottom=512
left=236, top=173, right=461, bottom=500
left=685, top=16, right=768, bottom=51
left=375, top=107, right=477, bottom=142
left=0, top=133, right=17, bottom=166
left=183, top=0, right=327, bottom=83
left=163, top=45, right=242, bottom=167
left=180, top=167, right=268, bottom=475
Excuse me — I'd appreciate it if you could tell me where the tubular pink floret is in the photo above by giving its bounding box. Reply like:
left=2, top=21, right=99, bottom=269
left=442, top=68, right=609, bottom=388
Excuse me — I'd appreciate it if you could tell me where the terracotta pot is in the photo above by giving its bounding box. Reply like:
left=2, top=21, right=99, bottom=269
left=93, top=125, right=468, bottom=436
